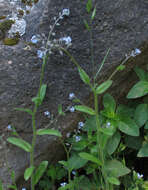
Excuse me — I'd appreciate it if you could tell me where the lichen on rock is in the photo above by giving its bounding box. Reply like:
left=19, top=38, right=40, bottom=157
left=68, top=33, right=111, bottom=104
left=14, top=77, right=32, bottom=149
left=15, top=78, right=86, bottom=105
left=3, top=35, right=19, bottom=46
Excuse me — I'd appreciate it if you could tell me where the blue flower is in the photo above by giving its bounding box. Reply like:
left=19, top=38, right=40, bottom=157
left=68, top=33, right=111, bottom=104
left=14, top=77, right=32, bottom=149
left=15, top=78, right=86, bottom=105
left=7, top=125, right=12, bottom=130
left=137, top=173, right=143, bottom=179
left=62, top=8, right=70, bottom=16
left=69, top=106, right=75, bottom=112
left=78, top=122, right=84, bottom=129
left=37, top=50, right=46, bottom=59
left=60, top=182, right=67, bottom=187
left=75, top=136, right=81, bottom=142
left=69, top=92, right=75, bottom=100
left=31, top=35, right=40, bottom=44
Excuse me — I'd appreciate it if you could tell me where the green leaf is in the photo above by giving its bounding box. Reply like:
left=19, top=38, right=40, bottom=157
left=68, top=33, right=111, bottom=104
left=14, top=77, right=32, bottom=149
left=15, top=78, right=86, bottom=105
left=107, top=131, right=121, bottom=155
left=86, top=0, right=92, bottom=13
left=78, top=66, right=90, bottom=85
left=144, top=121, right=148, bottom=129
left=24, top=166, right=35, bottom=181
left=134, top=104, right=148, bottom=127
left=7, top=137, right=32, bottom=152
left=10, top=171, right=15, bottom=182
left=40, top=84, right=47, bottom=102
left=107, top=177, right=120, bottom=185
left=14, top=108, right=33, bottom=115
left=58, top=183, right=72, bottom=190
left=127, top=81, right=148, bottom=99
left=104, top=159, right=130, bottom=177
left=68, top=155, right=88, bottom=170
left=36, top=129, right=62, bottom=137
left=99, top=134, right=110, bottom=150
left=137, top=143, right=148, bottom=157
left=96, top=80, right=112, bottom=95
left=103, top=93, right=116, bottom=114
left=116, top=65, right=125, bottom=71
left=72, top=140, right=88, bottom=151
left=82, top=116, right=97, bottom=132
left=33, top=161, right=48, bottom=185
left=94, top=48, right=110, bottom=80
left=134, top=67, right=148, bottom=81
left=32, top=96, right=41, bottom=106
left=100, top=125, right=116, bottom=136
left=116, top=104, right=135, bottom=118
left=58, top=161, right=69, bottom=169
left=47, top=165, right=56, bottom=181
left=75, top=105, right=95, bottom=115
left=124, top=135, right=143, bottom=150
left=79, top=152, right=102, bottom=166
left=84, top=19, right=90, bottom=30
left=7, top=185, right=17, bottom=190
left=91, top=7, right=96, bottom=20
left=0, top=180, right=3, bottom=190
left=118, top=118, right=139, bottom=136
left=58, top=104, right=65, bottom=116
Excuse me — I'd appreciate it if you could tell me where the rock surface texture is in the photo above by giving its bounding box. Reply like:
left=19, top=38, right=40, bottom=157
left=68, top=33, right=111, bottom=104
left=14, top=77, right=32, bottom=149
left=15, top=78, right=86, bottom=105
left=0, top=0, right=148, bottom=188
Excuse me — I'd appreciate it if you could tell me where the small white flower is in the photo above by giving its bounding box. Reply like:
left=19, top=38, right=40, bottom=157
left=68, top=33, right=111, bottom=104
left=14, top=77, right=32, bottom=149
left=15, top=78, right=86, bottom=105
left=69, top=106, right=75, bottom=112
left=60, top=36, right=72, bottom=45
left=62, top=8, right=70, bottom=16
left=7, top=125, right=12, bottom=130
left=137, top=173, right=143, bottom=179
left=75, top=136, right=81, bottom=142
left=131, top=48, right=141, bottom=57
left=69, top=93, right=75, bottom=100
left=37, top=50, right=46, bottom=59
left=22, top=188, right=26, bottom=190
left=60, top=182, right=67, bottom=187
left=44, top=111, right=50, bottom=118
left=78, top=122, right=84, bottom=129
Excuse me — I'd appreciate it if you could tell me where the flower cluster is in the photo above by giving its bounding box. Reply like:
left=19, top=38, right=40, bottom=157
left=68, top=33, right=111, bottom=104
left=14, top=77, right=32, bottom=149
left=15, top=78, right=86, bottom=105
left=29, top=8, right=71, bottom=59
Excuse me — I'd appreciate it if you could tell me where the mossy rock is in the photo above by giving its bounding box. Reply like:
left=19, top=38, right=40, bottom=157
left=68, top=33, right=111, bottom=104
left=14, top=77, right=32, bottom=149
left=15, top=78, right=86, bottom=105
left=21, top=0, right=33, bottom=6
left=0, top=16, right=6, bottom=20
left=0, top=20, right=15, bottom=32
left=3, top=37, right=19, bottom=46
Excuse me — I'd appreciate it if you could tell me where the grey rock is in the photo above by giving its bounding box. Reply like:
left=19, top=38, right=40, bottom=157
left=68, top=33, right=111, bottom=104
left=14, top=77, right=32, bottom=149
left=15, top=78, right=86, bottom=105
left=0, top=0, right=148, bottom=189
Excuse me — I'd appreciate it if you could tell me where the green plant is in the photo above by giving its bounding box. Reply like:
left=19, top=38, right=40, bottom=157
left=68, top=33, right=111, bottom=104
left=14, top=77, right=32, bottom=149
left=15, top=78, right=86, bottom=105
left=4, top=10, right=71, bottom=190
left=2, top=0, right=146, bottom=189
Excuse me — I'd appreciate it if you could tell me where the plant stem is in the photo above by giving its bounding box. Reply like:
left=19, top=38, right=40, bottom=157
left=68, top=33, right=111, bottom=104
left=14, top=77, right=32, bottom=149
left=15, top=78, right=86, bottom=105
left=61, top=141, right=72, bottom=187
left=93, top=90, right=110, bottom=190
left=30, top=105, right=37, bottom=190
left=108, top=55, right=130, bottom=80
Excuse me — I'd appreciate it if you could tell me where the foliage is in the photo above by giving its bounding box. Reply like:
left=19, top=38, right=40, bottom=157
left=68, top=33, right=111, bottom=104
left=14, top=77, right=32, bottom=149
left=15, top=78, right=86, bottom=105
left=1, top=0, right=148, bottom=189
